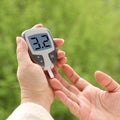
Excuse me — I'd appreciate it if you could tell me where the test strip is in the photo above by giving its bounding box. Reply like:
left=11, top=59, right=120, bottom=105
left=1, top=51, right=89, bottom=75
left=47, top=69, right=54, bottom=78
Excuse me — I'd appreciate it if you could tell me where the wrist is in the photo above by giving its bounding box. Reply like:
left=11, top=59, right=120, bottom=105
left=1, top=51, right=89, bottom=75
left=21, top=89, right=54, bottom=112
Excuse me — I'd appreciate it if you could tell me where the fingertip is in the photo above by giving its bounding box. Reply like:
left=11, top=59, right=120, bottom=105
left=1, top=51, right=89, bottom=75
left=57, top=50, right=65, bottom=58
left=32, top=24, right=43, bottom=28
left=54, top=38, right=64, bottom=42
left=16, top=36, right=25, bottom=42
left=59, top=39, right=64, bottom=44
left=94, top=70, right=111, bottom=85
left=94, top=70, right=105, bottom=82
left=94, top=70, right=101, bottom=78
left=16, top=37, right=22, bottom=44
left=54, top=38, right=64, bottom=47
left=16, top=37, right=28, bottom=50
left=16, top=36, right=31, bottom=66
left=49, top=78, right=62, bottom=90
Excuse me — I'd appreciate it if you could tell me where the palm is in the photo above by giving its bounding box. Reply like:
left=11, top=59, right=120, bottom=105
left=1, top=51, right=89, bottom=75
left=77, top=85, right=120, bottom=120
left=17, top=63, right=50, bottom=90
left=50, top=64, right=120, bottom=120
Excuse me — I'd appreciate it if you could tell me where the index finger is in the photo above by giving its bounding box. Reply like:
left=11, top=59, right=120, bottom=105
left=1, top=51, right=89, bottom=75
left=62, top=64, right=90, bottom=91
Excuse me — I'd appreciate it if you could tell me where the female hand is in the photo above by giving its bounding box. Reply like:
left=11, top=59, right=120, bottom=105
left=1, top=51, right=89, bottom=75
left=16, top=24, right=66, bottom=112
left=50, top=64, right=120, bottom=120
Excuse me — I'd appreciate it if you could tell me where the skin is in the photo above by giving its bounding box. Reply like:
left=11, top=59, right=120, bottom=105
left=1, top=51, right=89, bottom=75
left=16, top=24, right=67, bottom=112
left=50, top=64, right=120, bottom=120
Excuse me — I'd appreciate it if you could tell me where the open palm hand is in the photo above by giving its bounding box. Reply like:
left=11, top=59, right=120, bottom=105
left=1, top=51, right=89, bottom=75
left=50, top=64, right=120, bottom=120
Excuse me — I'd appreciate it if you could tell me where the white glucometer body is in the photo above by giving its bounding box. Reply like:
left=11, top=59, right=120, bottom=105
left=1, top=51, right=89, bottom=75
left=21, top=28, right=57, bottom=78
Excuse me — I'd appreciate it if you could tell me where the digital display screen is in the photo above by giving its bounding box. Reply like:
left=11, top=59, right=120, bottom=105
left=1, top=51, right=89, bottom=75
left=28, top=33, right=52, bottom=51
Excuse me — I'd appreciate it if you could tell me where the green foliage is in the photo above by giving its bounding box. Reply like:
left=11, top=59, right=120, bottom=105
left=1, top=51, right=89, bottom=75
left=0, top=0, right=120, bottom=119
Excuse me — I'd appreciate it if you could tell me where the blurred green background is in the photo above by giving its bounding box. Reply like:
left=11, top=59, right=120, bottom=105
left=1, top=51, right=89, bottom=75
left=0, top=0, right=120, bottom=119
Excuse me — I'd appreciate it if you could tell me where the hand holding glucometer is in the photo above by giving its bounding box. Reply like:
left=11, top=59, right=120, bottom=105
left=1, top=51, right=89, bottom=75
left=22, top=28, right=57, bottom=78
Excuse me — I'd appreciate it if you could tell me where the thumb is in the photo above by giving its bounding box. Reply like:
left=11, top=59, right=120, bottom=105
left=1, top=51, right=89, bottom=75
left=95, top=71, right=119, bottom=92
left=16, top=37, right=32, bottom=66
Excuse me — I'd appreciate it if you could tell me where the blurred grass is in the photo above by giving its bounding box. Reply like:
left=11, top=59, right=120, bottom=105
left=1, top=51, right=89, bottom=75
left=0, top=0, right=120, bottom=119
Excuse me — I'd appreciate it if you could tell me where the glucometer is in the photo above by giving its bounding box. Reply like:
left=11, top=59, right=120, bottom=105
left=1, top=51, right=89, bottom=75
left=21, top=28, right=57, bottom=78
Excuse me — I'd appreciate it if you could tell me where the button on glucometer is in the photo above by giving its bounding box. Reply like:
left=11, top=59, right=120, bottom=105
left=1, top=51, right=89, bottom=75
left=49, top=50, right=57, bottom=64
left=34, top=55, right=45, bottom=66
